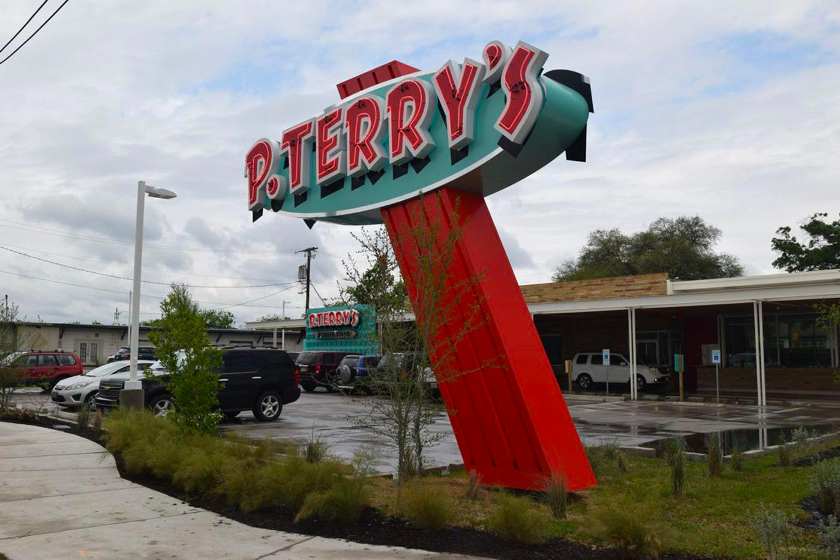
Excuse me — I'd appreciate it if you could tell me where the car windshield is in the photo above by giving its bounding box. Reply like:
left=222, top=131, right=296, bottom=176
left=296, top=352, right=320, bottom=365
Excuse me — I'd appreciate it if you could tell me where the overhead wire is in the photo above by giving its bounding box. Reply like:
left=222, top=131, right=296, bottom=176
left=0, top=0, right=71, bottom=66
left=0, top=0, right=49, bottom=56
left=0, top=268, right=303, bottom=310
left=0, top=245, right=295, bottom=289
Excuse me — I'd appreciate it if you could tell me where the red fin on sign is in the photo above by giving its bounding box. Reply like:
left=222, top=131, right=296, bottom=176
left=336, top=60, right=420, bottom=100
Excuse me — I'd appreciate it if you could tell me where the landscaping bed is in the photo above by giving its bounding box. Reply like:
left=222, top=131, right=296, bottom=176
left=4, top=408, right=840, bottom=559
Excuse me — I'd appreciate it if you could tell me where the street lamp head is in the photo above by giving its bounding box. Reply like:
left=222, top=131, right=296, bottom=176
left=144, top=185, right=177, bottom=200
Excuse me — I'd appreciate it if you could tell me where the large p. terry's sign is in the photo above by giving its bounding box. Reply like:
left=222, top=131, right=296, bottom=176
left=246, top=40, right=592, bottom=225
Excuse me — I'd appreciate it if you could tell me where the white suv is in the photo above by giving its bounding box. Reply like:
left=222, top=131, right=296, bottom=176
left=571, top=352, right=669, bottom=392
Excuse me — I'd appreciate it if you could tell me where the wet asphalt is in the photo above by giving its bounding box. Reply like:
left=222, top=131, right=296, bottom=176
left=9, top=387, right=840, bottom=473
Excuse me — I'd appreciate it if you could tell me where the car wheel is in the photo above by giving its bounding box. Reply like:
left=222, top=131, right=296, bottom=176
left=635, top=374, right=647, bottom=393
left=253, top=391, right=282, bottom=422
left=301, top=380, right=317, bottom=393
left=83, top=392, right=97, bottom=411
left=576, top=373, right=593, bottom=391
left=149, top=394, right=174, bottom=417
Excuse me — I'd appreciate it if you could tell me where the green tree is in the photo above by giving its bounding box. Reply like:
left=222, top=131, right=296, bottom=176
left=771, top=212, right=840, bottom=272
left=148, top=284, right=222, bottom=433
left=554, top=216, right=743, bottom=281
left=340, top=228, right=407, bottom=311
left=199, top=309, right=236, bottom=329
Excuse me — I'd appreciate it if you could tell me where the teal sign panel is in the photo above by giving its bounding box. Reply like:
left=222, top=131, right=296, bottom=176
left=303, top=304, right=378, bottom=354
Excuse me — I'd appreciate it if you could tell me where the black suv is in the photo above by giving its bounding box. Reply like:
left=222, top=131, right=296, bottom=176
left=296, top=351, right=348, bottom=392
left=95, top=348, right=301, bottom=422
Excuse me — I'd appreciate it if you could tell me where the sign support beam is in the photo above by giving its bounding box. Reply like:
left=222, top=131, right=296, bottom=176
left=382, top=187, right=595, bottom=491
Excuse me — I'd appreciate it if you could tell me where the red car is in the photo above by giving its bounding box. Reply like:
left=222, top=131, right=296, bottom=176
left=3, top=351, right=83, bottom=389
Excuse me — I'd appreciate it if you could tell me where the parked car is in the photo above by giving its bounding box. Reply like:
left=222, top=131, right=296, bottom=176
left=335, top=354, right=361, bottom=385
left=107, top=346, right=156, bottom=363
left=51, top=360, right=154, bottom=409
left=1, top=350, right=83, bottom=389
left=375, top=352, right=438, bottom=396
left=571, top=352, right=669, bottom=392
left=95, top=348, right=300, bottom=421
left=296, top=351, right=349, bottom=392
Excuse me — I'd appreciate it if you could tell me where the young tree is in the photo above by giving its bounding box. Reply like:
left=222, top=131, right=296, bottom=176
left=0, top=298, right=41, bottom=409
left=771, top=212, right=840, bottom=272
left=344, top=198, right=490, bottom=481
left=554, top=216, right=743, bottom=281
left=148, top=284, right=223, bottom=433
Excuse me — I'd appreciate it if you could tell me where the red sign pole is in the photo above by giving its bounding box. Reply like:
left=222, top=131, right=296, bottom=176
left=381, top=188, right=595, bottom=491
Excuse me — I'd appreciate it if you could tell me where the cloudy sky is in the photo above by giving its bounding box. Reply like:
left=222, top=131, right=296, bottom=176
left=1, top=1, right=838, bottom=326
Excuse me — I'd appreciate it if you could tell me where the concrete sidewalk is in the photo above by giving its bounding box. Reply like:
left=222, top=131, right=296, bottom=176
left=0, top=422, right=478, bottom=560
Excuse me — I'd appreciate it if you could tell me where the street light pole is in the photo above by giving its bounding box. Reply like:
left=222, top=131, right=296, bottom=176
left=121, top=180, right=177, bottom=410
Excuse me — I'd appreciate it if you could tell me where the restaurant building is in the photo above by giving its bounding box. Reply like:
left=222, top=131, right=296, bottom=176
left=248, top=269, right=840, bottom=402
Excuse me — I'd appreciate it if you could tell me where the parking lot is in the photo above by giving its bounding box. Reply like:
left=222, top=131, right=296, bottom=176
left=10, top=387, right=840, bottom=472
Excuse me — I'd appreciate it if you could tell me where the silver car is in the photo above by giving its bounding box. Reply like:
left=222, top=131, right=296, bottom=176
left=51, top=360, right=153, bottom=408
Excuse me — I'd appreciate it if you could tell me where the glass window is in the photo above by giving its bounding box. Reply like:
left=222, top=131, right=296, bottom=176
left=79, top=343, right=87, bottom=363
left=58, top=354, right=76, bottom=365
left=591, top=355, right=603, bottom=365
left=724, top=312, right=833, bottom=368
left=610, top=355, right=628, bottom=366
left=24, top=355, right=38, bottom=366
left=38, top=355, right=57, bottom=366
left=223, top=352, right=258, bottom=371
left=576, top=354, right=588, bottom=365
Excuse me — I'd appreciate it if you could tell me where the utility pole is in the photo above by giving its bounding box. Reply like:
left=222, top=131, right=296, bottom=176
left=296, top=247, right=317, bottom=312
left=281, top=299, right=289, bottom=319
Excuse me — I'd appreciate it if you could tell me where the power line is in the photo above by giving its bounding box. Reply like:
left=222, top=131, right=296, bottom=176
left=0, top=220, right=301, bottom=261
left=0, top=268, right=303, bottom=310
left=310, top=283, right=327, bottom=306
left=0, top=0, right=49, bottom=56
left=0, top=241, right=283, bottom=284
left=0, top=245, right=293, bottom=289
left=0, top=0, right=71, bottom=66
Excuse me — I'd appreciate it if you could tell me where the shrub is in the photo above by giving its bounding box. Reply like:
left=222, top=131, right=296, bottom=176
left=543, top=474, right=567, bottom=519
left=400, top=481, right=453, bottom=529
left=236, top=457, right=347, bottom=513
left=730, top=446, right=744, bottom=472
left=0, top=367, right=21, bottom=410
left=792, top=426, right=818, bottom=463
left=819, top=515, right=840, bottom=558
left=487, top=494, right=552, bottom=544
left=617, top=452, right=629, bottom=473
left=104, top=408, right=356, bottom=517
left=587, top=442, right=625, bottom=475
left=77, top=405, right=92, bottom=432
left=465, top=470, right=482, bottom=500
left=750, top=506, right=790, bottom=560
left=778, top=441, right=792, bottom=467
left=665, top=439, right=686, bottom=497
left=304, top=433, right=329, bottom=464
left=295, top=477, right=369, bottom=524
left=811, top=458, right=840, bottom=516
left=707, top=434, right=722, bottom=477
left=598, top=510, right=661, bottom=559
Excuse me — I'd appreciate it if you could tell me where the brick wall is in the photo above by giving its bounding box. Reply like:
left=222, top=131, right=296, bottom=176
left=521, top=273, right=669, bottom=304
